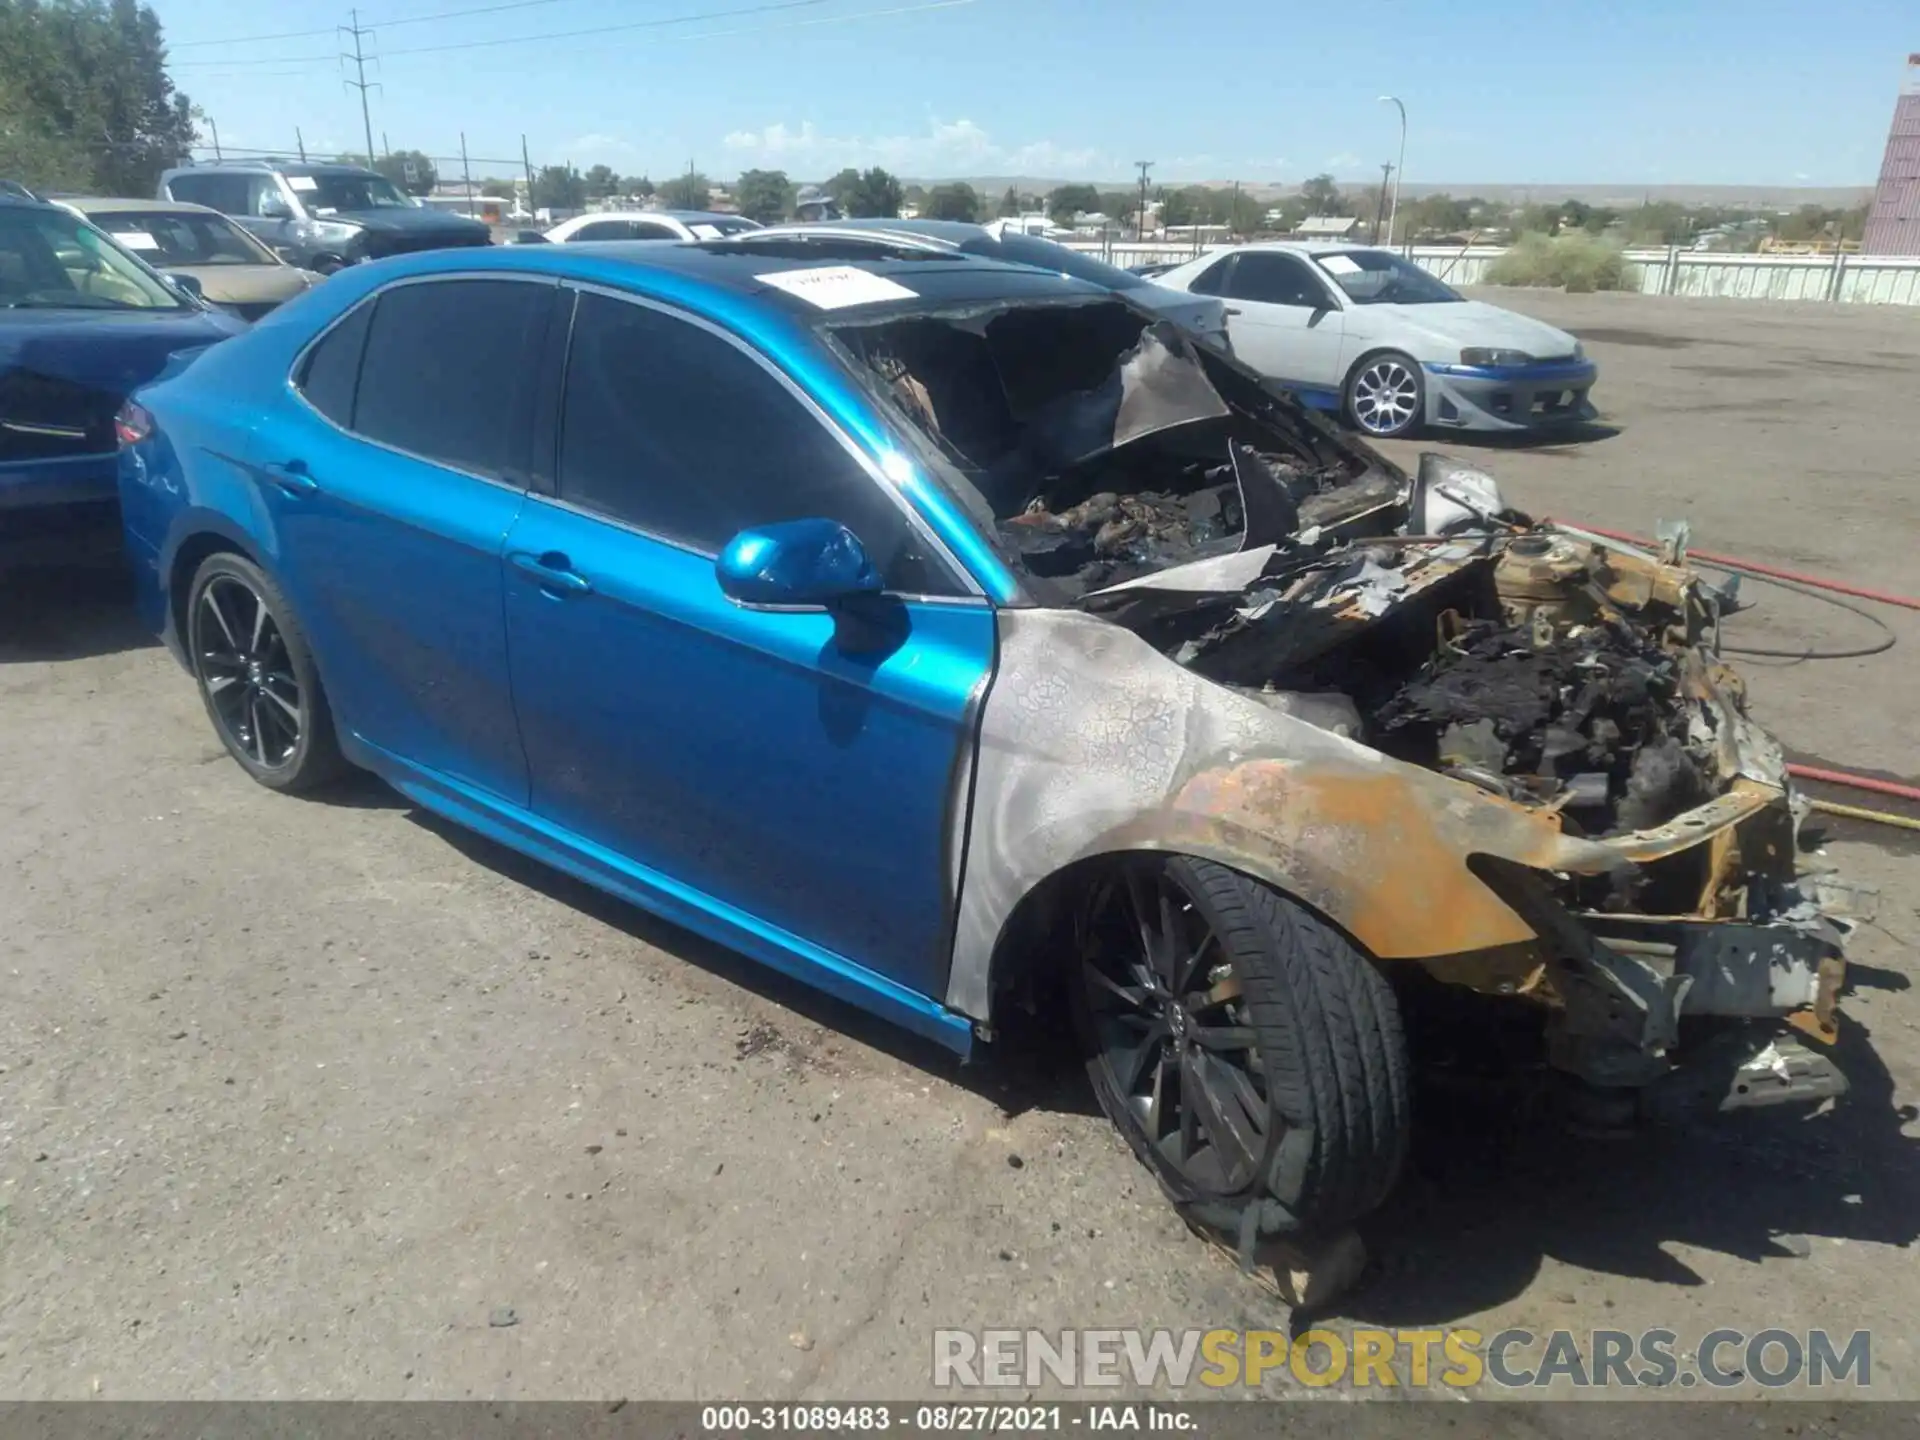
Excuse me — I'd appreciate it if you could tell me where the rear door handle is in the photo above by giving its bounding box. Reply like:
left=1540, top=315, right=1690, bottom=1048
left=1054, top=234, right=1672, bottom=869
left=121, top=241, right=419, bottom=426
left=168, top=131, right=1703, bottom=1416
left=262, top=459, right=318, bottom=496
left=509, top=550, right=592, bottom=597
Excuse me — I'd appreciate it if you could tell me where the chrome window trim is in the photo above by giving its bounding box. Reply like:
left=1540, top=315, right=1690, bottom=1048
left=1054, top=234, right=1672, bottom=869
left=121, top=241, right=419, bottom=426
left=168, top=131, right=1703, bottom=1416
left=284, top=270, right=561, bottom=494
left=557, top=280, right=985, bottom=602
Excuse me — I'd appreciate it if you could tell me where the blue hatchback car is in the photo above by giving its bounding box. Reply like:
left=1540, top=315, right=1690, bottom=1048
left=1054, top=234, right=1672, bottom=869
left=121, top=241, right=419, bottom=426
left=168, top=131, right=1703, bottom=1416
left=120, top=240, right=1854, bottom=1244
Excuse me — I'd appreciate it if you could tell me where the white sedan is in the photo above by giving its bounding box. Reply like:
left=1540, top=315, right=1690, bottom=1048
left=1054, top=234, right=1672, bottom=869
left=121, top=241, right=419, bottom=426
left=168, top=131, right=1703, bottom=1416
left=1152, top=242, right=1598, bottom=439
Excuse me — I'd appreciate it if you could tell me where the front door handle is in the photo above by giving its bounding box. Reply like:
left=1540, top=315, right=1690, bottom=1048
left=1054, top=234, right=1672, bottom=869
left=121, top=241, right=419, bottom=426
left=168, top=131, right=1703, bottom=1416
left=262, top=459, right=318, bottom=496
left=509, top=550, right=592, bottom=597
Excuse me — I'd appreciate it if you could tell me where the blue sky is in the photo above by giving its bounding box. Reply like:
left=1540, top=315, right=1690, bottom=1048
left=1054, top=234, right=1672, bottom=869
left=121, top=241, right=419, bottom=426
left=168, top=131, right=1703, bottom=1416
left=158, top=0, right=1913, bottom=187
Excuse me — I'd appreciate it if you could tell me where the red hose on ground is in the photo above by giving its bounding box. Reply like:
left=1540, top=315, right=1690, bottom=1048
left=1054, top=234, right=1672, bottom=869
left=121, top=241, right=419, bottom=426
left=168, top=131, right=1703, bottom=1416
left=1567, top=522, right=1920, bottom=613
left=1786, top=763, right=1920, bottom=804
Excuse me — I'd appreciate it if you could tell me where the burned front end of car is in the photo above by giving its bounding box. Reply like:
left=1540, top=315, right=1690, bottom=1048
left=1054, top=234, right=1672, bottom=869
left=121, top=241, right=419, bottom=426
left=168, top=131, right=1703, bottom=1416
left=827, top=296, right=1856, bottom=1116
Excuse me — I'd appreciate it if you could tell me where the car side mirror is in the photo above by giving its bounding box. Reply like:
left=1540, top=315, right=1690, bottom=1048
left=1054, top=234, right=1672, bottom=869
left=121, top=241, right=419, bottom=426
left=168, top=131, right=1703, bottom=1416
left=716, top=519, right=881, bottom=608
left=162, top=270, right=203, bottom=300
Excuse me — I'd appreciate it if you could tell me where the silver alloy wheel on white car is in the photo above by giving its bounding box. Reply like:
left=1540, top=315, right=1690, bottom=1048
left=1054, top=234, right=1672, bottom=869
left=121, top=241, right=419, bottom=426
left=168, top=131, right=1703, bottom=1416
left=1346, top=352, right=1424, bottom=438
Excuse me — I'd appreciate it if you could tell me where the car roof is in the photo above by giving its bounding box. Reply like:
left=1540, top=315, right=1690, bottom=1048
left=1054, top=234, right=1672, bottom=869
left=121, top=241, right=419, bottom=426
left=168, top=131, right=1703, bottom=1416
left=322, top=241, right=1109, bottom=323
left=766, top=218, right=985, bottom=245
left=1239, top=239, right=1392, bottom=257
left=64, top=196, right=226, bottom=217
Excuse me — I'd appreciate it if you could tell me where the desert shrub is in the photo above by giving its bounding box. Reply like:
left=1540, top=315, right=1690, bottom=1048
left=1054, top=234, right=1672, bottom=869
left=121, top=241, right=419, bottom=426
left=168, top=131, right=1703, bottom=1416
left=1485, top=231, right=1630, bottom=292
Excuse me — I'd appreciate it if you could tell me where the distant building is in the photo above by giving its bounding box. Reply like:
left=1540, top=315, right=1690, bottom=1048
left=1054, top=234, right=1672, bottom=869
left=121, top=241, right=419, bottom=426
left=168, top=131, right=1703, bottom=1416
left=1292, top=215, right=1359, bottom=240
left=422, top=193, right=511, bottom=225
left=1862, top=54, right=1920, bottom=256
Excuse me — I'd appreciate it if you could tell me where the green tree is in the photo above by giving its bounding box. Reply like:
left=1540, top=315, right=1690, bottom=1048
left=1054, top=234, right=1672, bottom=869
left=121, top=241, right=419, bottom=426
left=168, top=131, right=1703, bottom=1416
left=1098, top=190, right=1136, bottom=226
left=532, top=164, right=586, bottom=211
left=922, top=181, right=979, bottom=222
left=626, top=174, right=655, bottom=199
left=835, top=166, right=902, bottom=218
left=734, top=167, right=792, bottom=223
left=1046, top=182, right=1099, bottom=224
left=996, top=184, right=1020, bottom=218
left=658, top=171, right=710, bottom=209
left=373, top=148, right=437, bottom=196
left=1158, top=186, right=1200, bottom=228
left=582, top=163, right=619, bottom=198
left=0, top=0, right=197, bottom=196
left=1298, top=173, right=1343, bottom=215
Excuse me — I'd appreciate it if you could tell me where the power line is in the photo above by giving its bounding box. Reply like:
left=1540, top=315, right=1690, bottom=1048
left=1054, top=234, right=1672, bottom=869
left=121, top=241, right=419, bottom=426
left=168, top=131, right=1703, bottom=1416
left=171, top=25, right=337, bottom=48
left=172, top=0, right=971, bottom=67
left=172, top=53, right=338, bottom=67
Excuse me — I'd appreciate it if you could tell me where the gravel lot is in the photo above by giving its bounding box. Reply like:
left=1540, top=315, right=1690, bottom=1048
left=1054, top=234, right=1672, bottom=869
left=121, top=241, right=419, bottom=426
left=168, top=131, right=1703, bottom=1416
left=2, top=288, right=1916, bottom=1401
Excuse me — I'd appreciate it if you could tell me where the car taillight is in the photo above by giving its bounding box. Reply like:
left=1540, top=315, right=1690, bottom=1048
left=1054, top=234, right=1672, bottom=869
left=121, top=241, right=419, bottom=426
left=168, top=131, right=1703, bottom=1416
left=115, top=400, right=152, bottom=448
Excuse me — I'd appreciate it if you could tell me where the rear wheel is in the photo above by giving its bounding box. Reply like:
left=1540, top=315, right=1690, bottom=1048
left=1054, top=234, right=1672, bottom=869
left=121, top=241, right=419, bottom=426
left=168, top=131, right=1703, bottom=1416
left=1070, top=855, right=1410, bottom=1234
left=186, top=552, right=347, bottom=793
left=1344, top=350, right=1425, bottom=439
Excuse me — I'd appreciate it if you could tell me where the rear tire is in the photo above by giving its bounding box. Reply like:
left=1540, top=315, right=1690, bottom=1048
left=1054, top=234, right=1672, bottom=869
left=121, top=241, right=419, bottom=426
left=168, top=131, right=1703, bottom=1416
left=186, top=552, right=348, bottom=793
left=1069, top=855, right=1410, bottom=1234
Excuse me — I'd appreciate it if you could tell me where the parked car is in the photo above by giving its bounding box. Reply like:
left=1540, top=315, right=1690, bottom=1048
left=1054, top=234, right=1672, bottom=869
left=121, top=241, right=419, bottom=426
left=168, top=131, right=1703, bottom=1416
left=62, top=197, right=323, bottom=320
left=118, top=242, right=1851, bottom=1243
left=0, top=188, right=245, bottom=566
left=157, top=160, right=491, bottom=274
left=738, top=218, right=1231, bottom=350
left=1151, top=242, right=1598, bottom=438
left=543, top=210, right=762, bottom=243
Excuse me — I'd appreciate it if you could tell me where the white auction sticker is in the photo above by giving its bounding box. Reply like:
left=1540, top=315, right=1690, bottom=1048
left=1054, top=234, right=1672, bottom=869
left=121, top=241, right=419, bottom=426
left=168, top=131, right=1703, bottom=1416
left=115, top=230, right=160, bottom=251
left=287, top=175, right=318, bottom=191
left=1319, top=253, right=1361, bottom=275
left=757, top=265, right=917, bottom=310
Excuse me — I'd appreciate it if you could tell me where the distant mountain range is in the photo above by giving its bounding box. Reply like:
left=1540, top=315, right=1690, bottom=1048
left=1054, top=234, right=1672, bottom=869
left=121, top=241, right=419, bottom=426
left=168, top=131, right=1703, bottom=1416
left=915, top=177, right=1875, bottom=208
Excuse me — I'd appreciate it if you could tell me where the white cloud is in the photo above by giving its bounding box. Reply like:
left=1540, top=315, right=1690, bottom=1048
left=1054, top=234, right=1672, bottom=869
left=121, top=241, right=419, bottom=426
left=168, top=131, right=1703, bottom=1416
left=721, top=118, right=1110, bottom=177
left=562, top=132, right=636, bottom=157
left=1322, top=152, right=1364, bottom=172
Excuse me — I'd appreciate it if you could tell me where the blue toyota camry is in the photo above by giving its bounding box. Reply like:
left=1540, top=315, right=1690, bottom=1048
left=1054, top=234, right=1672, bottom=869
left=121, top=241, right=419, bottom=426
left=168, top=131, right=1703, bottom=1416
left=118, top=239, right=1855, bottom=1245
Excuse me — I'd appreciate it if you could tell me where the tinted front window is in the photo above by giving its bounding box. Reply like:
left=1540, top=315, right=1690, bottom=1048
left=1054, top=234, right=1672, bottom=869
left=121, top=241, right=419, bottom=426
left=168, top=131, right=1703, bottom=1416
left=993, top=234, right=1144, bottom=290
left=0, top=207, right=186, bottom=311
left=569, top=221, right=631, bottom=241
left=1225, top=252, right=1334, bottom=308
left=557, top=292, right=948, bottom=592
left=1186, top=257, right=1234, bottom=295
left=354, top=280, right=549, bottom=477
left=92, top=210, right=276, bottom=266
left=295, top=301, right=373, bottom=426
left=1314, top=250, right=1461, bottom=305
left=299, top=172, right=415, bottom=213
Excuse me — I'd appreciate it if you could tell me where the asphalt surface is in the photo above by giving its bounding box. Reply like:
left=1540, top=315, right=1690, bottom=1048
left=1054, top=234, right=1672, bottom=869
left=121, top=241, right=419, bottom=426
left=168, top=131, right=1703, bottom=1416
left=2, top=287, right=1916, bottom=1401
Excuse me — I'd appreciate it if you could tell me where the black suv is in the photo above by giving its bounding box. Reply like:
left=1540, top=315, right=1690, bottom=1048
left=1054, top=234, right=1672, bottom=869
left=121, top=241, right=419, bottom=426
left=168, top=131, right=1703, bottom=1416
left=157, top=160, right=490, bottom=273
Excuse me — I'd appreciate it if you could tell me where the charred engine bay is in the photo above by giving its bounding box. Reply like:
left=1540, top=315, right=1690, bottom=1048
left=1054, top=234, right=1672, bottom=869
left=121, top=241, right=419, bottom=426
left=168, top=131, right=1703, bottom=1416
left=1105, top=533, right=1726, bottom=862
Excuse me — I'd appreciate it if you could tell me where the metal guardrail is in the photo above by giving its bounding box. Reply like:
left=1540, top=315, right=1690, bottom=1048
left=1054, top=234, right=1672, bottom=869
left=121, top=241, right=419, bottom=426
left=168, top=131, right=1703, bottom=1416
left=1064, top=239, right=1920, bottom=306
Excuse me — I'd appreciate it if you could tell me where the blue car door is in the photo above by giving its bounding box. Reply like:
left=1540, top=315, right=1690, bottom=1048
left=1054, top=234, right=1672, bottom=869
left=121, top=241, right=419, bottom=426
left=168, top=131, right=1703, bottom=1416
left=250, top=275, right=555, bottom=802
left=500, top=288, right=993, bottom=1002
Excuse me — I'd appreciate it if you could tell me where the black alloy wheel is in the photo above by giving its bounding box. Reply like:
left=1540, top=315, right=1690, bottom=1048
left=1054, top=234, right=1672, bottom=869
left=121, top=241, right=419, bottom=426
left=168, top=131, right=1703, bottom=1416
left=186, top=552, right=347, bottom=792
left=1071, top=854, right=1411, bottom=1233
left=1078, top=859, right=1272, bottom=1192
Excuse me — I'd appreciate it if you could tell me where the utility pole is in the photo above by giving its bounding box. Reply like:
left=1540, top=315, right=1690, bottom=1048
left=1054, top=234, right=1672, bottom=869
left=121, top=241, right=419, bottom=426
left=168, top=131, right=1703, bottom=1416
left=1378, top=95, right=1407, bottom=248
left=461, top=132, right=474, bottom=219
left=1372, top=163, right=1394, bottom=245
left=1230, top=178, right=1239, bottom=241
left=382, top=131, right=390, bottom=160
left=340, top=9, right=377, bottom=169
left=295, top=126, right=307, bottom=162
left=208, top=116, right=222, bottom=161
left=521, top=134, right=536, bottom=220
left=1135, top=160, right=1152, bottom=240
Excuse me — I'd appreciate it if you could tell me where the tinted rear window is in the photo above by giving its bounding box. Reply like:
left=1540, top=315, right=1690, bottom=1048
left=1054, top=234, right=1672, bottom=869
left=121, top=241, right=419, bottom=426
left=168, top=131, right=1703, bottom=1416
left=353, top=279, right=549, bottom=477
left=295, top=302, right=373, bottom=427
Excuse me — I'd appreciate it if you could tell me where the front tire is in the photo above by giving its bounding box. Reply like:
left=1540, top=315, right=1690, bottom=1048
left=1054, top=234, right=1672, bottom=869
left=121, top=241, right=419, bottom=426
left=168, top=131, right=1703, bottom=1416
left=186, top=552, right=347, bottom=793
left=1344, top=350, right=1425, bottom=439
left=1070, top=855, right=1410, bottom=1235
